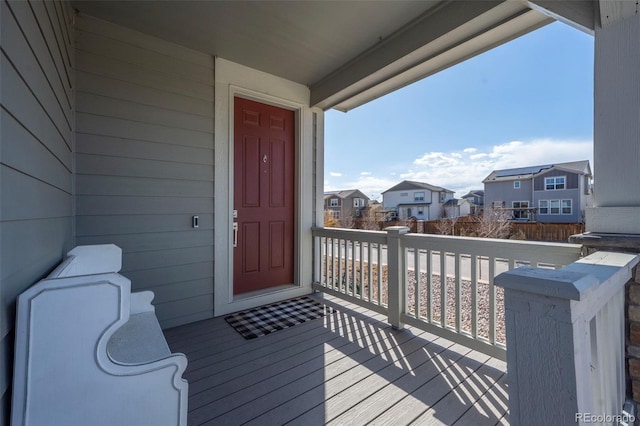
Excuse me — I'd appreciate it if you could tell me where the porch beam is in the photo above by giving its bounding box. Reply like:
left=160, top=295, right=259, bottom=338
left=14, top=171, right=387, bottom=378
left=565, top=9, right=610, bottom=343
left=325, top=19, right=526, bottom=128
left=310, top=0, right=550, bottom=111
left=527, top=0, right=597, bottom=33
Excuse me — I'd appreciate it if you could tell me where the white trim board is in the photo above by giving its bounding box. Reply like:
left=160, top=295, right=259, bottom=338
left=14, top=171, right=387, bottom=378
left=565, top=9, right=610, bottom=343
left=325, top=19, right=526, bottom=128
left=213, top=58, right=320, bottom=316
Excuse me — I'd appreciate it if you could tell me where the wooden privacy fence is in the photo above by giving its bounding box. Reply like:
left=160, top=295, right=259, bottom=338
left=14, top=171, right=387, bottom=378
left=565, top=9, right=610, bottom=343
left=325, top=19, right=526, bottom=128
left=414, top=219, right=585, bottom=242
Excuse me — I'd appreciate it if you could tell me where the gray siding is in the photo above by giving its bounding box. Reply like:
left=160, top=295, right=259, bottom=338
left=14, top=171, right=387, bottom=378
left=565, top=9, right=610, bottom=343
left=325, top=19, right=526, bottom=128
left=1, top=0, right=75, bottom=421
left=74, top=14, right=214, bottom=329
left=533, top=170, right=579, bottom=191
left=484, top=179, right=533, bottom=209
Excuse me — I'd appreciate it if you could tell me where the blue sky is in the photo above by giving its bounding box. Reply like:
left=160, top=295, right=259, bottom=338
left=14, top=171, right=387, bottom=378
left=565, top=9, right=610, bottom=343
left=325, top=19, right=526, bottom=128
left=324, top=21, right=594, bottom=201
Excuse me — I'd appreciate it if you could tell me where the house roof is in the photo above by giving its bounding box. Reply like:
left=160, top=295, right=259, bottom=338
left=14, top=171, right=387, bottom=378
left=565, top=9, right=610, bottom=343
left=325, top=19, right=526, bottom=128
left=382, top=180, right=454, bottom=194
left=324, top=189, right=369, bottom=200
left=461, top=190, right=484, bottom=199
left=482, top=160, right=591, bottom=183
left=72, top=1, right=554, bottom=112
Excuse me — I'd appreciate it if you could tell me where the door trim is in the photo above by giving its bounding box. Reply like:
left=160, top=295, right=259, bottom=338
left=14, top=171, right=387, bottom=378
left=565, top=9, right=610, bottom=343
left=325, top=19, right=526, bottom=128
left=214, top=59, right=315, bottom=316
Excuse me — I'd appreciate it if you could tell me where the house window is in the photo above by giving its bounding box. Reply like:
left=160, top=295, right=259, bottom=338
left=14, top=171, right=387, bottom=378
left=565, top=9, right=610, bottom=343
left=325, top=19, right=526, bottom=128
left=550, top=200, right=560, bottom=214
left=439, top=192, right=446, bottom=203
left=400, top=192, right=408, bottom=197
left=414, top=192, right=425, bottom=201
left=512, top=201, right=529, bottom=219
left=562, top=199, right=572, bottom=214
left=514, top=181, right=521, bottom=189
left=331, top=211, right=340, bottom=219
left=406, top=207, right=412, bottom=217
left=353, top=198, right=364, bottom=208
left=545, top=176, right=565, bottom=190
left=417, top=207, right=424, bottom=215
left=329, top=198, right=339, bottom=207
left=539, top=200, right=549, bottom=214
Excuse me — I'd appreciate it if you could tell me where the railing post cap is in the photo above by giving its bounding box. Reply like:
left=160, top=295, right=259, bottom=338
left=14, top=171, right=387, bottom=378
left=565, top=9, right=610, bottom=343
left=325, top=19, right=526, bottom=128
left=494, top=266, right=598, bottom=301
left=385, top=226, right=409, bottom=235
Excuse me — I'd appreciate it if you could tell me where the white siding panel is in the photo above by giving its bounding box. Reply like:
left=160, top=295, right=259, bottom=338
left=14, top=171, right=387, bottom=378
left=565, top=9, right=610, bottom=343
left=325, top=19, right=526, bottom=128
left=75, top=13, right=215, bottom=330
left=1, top=7, right=75, bottom=416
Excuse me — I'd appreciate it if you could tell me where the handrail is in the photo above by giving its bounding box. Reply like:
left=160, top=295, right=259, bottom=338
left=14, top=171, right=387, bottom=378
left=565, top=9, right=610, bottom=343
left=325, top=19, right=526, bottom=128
left=312, top=226, right=583, bottom=359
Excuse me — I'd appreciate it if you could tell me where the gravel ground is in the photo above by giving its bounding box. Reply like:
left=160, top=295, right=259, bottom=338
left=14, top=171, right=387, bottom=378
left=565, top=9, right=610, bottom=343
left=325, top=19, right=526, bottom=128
left=321, top=259, right=506, bottom=345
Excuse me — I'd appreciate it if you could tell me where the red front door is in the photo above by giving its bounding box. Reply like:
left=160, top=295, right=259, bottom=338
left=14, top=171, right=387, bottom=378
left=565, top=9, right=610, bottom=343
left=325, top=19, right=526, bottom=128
left=233, top=97, right=295, bottom=294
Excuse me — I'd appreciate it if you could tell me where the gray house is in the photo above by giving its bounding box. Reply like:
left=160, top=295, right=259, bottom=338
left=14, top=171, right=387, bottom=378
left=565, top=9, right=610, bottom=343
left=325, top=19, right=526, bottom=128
left=483, top=161, right=592, bottom=223
left=460, top=190, right=485, bottom=215
left=3, top=0, right=640, bottom=424
left=324, top=190, right=370, bottom=222
left=382, top=180, right=455, bottom=221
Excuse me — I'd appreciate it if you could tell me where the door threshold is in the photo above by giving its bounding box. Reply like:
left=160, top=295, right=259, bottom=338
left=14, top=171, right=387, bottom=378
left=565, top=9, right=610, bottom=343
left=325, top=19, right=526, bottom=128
left=233, top=284, right=298, bottom=302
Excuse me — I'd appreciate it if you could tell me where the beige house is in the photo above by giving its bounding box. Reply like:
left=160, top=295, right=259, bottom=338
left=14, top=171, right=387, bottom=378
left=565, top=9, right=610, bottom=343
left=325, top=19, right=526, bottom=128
left=323, top=189, right=370, bottom=223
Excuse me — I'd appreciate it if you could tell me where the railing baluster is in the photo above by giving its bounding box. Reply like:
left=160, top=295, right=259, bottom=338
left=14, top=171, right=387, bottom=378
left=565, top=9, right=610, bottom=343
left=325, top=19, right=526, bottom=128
left=359, top=241, right=364, bottom=299
left=440, top=251, right=447, bottom=328
left=414, top=248, right=420, bottom=319
left=367, top=242, right=373, bottom=303
left=489, top=256, right=496, bottom=344
left=470, top=254, right=478, bottom=338
left=311, top=228, right=582, bottom=360
left=455, top=252, right=461, bottom=332
left=351, top=240, right=356, bottom=296
left=338, top=239, right=343, bottom=293
left=427, top=249, right=432, bottom=322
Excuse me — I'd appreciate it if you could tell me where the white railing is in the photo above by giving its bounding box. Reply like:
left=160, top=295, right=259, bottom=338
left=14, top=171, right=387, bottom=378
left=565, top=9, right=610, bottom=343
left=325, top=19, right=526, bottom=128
left=496, top=252, right=639, bottom=424
left=312, top=226, right=583, bottom=359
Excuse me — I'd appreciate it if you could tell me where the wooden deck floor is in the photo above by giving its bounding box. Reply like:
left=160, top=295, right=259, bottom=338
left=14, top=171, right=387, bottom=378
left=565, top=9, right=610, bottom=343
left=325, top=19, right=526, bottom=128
left=164, top=294, right=508, bottom=426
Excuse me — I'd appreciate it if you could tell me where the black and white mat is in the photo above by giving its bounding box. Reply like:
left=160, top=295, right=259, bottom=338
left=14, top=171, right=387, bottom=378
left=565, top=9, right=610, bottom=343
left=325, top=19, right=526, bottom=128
left=225, top=296, right=334, bottom=339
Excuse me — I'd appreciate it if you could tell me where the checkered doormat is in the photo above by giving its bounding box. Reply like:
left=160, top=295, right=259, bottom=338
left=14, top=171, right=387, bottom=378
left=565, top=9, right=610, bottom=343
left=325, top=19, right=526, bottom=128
left=225, top=296, right=333, bottom=339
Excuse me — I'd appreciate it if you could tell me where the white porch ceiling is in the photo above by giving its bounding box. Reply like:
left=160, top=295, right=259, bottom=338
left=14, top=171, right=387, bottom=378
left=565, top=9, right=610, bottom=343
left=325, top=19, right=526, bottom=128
left=72, top=1, right=556, bottom=111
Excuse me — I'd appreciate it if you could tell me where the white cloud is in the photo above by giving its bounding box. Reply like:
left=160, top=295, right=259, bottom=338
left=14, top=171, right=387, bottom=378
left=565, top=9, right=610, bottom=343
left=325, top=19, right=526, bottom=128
left=400, top=138, right=593, bottom=197
left=324, top=138, right=592, bottom=200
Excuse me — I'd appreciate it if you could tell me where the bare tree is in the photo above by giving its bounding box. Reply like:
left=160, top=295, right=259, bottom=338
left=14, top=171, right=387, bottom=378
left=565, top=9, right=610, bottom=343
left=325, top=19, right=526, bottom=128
left=435, top=216, right=459, bottom=236
left=324, top=210, right=339, bottom=227
left=359, top=203, right=382, bottom=230
left=340, top=214, right=354, bottom=229
left=474, top=208, right=512, bottom=239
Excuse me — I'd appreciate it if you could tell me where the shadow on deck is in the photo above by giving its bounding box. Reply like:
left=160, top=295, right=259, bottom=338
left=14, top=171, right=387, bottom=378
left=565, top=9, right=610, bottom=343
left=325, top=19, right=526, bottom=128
left=164, top=294, right=508, bottom=426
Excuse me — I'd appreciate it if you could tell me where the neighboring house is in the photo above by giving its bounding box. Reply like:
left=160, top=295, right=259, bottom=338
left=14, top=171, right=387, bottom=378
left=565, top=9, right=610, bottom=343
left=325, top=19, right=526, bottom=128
left=483, top=161, right=592, bottom=223
left=460, top=190, right=485, bottom=215
left=324, top=190, right=370, bottom=221
left=382, top=181, right=455, bottom=221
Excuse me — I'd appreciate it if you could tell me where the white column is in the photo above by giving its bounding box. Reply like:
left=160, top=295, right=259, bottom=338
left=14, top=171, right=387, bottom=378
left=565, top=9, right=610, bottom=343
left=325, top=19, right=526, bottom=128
left=587, top=12, right=640, bottom=233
